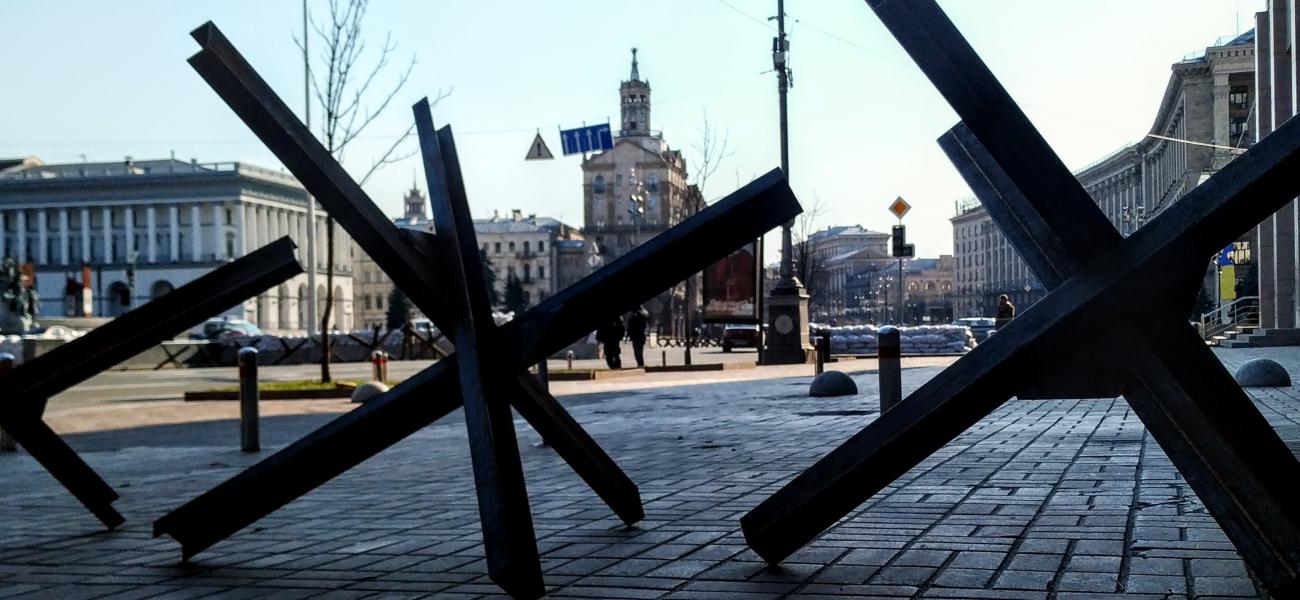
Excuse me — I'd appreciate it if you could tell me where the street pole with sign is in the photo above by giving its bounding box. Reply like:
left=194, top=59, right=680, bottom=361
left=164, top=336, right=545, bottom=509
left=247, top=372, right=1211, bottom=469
left=889, top=197, right=913, bottom=324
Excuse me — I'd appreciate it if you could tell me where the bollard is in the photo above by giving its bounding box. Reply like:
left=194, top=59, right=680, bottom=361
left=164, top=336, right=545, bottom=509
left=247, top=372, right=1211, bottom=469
left=380, top=350, right=389, bottom=382
left=821, top=329, right=833, bottom=364
left=0, top=353, right=14, bottom=452
left=566, top=350, right=574, bottom=370
left=878, top=326, right=902, bottom=412
left=814, top=337, right=825, bottom=375
left=661, top=349, right=667, bottom=367
left=238, top=347, right=260, bottom=452
left=370, top=350, right=384, bottom=382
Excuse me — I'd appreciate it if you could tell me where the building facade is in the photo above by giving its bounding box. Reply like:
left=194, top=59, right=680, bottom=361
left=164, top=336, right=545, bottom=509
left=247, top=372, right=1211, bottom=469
left=1253, top=1, right=1299, bottom=334
left=579, top=49, right=702, bottom=332
left=951, top=29, right=1256, bottom=318
left=352, top=186, right=432, bottom=330
left=476, top=210, right=582, bottom=310
left=805, top=225, right=892, bottom=318
left=0, top=157, right=353, bottom=333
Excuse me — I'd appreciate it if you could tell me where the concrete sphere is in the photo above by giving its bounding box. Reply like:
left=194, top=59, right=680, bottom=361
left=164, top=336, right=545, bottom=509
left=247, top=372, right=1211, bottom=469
left=1233, top=358, right=1292, bottom=387
left=809, top=371, right=859, bottom=397
left=351, top=381, right=391, bottom=403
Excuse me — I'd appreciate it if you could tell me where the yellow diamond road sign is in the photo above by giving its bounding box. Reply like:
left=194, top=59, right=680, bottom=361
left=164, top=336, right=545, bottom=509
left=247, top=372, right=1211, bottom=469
left=889, top=196, right=911, bottom=219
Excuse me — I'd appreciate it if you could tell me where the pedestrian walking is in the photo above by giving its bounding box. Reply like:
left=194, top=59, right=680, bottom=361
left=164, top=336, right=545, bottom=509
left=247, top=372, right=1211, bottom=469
left=995, top=294, right=1016, bottom=329
left=626, top=307, right=649, bottom=367
left=596, top=317, right=625, bottom=369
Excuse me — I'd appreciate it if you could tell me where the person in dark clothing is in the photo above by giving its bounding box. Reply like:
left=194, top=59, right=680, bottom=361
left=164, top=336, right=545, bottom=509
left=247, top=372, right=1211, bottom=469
left=995, top=294, right=1016, bottom=329
left=596, top=317, right=625, bottom=369
left=625, top=307, right=649, bottom=367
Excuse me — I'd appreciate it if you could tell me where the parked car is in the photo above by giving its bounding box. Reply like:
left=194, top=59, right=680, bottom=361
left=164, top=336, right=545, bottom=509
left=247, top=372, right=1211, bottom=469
left=192, top=317, right=263, bottom=340
left=721, top=324, right=760, bottom=352
left=951, top=317, right=995, bottom=343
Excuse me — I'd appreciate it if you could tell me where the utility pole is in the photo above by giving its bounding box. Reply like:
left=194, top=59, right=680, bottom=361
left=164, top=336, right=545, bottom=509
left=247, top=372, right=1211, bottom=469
left=303, top=0, right=319, bottom=336
left=761, top=0, right=813, bottom=364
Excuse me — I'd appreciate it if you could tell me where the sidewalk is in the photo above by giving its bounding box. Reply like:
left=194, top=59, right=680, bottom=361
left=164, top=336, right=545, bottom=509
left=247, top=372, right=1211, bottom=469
left=0, top=347, right=1295, bottom=598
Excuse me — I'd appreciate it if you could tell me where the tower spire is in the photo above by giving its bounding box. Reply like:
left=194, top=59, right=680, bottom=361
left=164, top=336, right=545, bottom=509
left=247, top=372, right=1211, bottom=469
left=629, top=47, right=639, bottom=81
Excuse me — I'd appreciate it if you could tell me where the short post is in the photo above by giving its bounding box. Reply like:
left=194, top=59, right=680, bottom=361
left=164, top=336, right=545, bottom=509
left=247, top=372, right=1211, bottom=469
left=0, top=353, right=15, bottom=452
left=380, top=350, right=389, bottom=382
left=878, top=326, right=902, bottom=412
left=238, top=347, right=260, bottom=452
left=566, top=350, right=574, bottom=370
left=814, top=337, right=825, bottom=375
left=661, top=349, right=667, bottom=367
left=821, top=329, right=832, bottom=364
left=371, top=350, right=384, bottom=381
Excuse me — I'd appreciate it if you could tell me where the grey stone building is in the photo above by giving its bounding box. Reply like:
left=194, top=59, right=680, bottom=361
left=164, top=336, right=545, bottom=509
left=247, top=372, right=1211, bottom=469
left=1251, top=0, right=1300, bottom=341
left=0, top=157, right=353, bottom=333
left=951, top=28, right=1256, bottom=318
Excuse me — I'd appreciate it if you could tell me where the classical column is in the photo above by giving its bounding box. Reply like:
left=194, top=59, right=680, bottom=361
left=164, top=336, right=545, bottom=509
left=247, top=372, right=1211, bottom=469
left=124, top=206, right=135, bottom=261
left=235, top=202, right=247, bottom=257
left=169, top=205, right=179, bottom=262
left=37, top=210, right=48, bottom=265
left=102, top=207, right=113, bottom=262
left=212, top=204, right=224, bottom=260
left=146, top=206, right=157, bottom=263
left=17, top=210, right=26, bottom=263
left=59, top=208, right=69, bottom=265
left=80, top=208, right=91, bottom=264
left=191, top=204, right=202, bottom=262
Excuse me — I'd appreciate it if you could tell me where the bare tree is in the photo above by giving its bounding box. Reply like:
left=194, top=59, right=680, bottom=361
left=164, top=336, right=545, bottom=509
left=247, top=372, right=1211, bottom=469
left=793, top=193, right=829, bottom=310
left=690, top=109, right=736, bottom=202
left=297, top=0, right=448, bottom=382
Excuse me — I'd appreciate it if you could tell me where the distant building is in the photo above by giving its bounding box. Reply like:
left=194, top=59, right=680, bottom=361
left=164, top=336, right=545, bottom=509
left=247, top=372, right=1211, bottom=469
left=1252, top=2, right=1299, bottom=338
left=951, top=28, right=1256, bottom=318
left=352, top=186, right=431, bottom=330
left=0, top=157, right=353, bottom=333
left=805, top=225, right=891, bottom=318
left=903, top=255, right=955, bottom=323
left=476, top=210, right=582, bottom=310
left=580, top=49, right=702, bottom=333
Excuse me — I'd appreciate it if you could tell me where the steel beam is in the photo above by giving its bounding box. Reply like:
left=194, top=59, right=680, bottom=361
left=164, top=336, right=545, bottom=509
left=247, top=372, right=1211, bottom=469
left=413, top=100, right=542, bottom=598
left=743, top=3, right=1300, bottom=594
left=185, top=21, right=643, bottom=533
left=0, top=238, right=302, bottom=529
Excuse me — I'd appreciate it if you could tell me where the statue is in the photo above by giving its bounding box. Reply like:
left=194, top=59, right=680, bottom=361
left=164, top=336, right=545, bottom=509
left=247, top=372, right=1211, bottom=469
left=0, top=256, right=41, bottom=333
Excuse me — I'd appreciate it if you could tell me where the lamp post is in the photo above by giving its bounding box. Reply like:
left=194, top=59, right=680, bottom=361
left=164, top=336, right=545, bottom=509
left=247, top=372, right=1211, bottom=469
left=761, top=0, right=813, bottom=364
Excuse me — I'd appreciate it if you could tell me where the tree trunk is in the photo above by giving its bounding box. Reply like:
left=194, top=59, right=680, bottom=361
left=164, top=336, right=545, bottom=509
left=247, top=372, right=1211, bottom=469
left=319, top=216, right=335, bottom=383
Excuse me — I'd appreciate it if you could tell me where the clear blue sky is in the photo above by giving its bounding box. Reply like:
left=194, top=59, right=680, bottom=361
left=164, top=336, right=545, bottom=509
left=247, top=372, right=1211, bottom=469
left=0, top=1, right=1265, bottom=263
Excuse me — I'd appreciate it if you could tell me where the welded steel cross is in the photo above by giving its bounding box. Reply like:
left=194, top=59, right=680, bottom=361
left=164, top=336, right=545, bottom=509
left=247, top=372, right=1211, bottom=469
left=0, top=240, right=301, bottom=529
left=741, top=2, right=1300, bottom=597
left=152, top=23, right=800, bottom=600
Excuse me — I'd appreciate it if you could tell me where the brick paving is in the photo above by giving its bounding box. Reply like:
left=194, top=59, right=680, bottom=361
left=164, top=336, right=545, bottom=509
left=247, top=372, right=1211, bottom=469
left=1, top=348, right=1297, bottom=598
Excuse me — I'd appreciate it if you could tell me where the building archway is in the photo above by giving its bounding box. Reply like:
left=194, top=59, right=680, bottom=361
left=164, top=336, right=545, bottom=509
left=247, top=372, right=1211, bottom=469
left=333, top=285, right=346, bottom=332
left=150, top=280, right=174, bottom=300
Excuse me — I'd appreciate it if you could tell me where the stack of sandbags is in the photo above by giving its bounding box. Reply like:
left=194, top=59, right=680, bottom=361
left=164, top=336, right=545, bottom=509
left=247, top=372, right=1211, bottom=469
left=826, top=324, right=974, bottom=354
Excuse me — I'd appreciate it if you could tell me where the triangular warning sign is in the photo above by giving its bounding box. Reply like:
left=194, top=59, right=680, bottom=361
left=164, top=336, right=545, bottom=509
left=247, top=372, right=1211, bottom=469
left=525, top=133, right=554, bottom=160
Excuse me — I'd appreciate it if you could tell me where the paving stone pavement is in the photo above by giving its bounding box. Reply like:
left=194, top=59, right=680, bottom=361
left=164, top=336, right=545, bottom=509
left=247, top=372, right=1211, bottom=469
left=1, top=348, right=1298, bottom=599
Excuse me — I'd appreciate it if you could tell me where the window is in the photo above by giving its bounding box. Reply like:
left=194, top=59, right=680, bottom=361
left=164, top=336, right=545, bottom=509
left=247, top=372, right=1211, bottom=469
left=1229, top=116, right=1249, bottom=140
left=646, top=173, right=659, bottom=192
left=494, top=242, right=501, bottom=253
left=538, top=240, right=544, bottom=253
left=377, top=294, right=384, bottom=309
left=593, top=175, right=605, bottom=194
left=538, top=265, right=545, bottom=279
left=225, top=208, right=233, bottom=225
left=508, top=241, right=515, bottom=252
left=364, top=295, right=372, bottom=310
left=1229, top=86, right=1249, bottom=110
left=616, top=174, right=623, bottom=187
left=523, top=241, right=530, bottom=253
left=523, top=264, right=531, bottom=281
